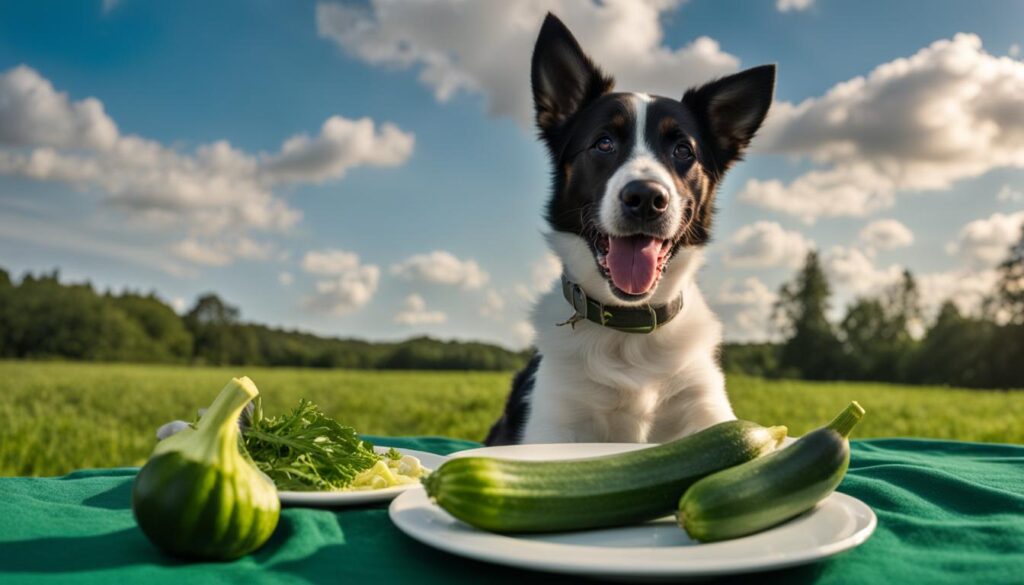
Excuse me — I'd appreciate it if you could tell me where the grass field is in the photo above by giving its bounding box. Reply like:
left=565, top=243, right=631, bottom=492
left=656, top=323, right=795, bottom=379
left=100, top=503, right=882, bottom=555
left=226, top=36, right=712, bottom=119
left=1, top=360, right=1022, bottom=477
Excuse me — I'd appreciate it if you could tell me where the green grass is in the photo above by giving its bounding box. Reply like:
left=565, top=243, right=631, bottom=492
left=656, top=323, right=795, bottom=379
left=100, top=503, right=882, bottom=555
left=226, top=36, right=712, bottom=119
left=1, top=360, right=1021, bottom=477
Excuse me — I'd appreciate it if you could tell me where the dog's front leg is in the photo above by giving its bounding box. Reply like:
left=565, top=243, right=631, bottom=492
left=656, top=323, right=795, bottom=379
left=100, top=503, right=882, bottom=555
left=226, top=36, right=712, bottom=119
left=647, top=361, right=735, bottom=443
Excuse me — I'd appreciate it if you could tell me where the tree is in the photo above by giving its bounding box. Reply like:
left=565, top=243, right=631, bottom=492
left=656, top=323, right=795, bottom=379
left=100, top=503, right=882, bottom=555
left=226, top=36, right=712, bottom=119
left=774, top=251, right=845, bottom=379
left=840, top=270, right=923, bottom=381
left=184, top=294, right=241, bottom=365
left=991, top=224, right=1024, bottom=324
left=910, top=301, right=997, bottom=387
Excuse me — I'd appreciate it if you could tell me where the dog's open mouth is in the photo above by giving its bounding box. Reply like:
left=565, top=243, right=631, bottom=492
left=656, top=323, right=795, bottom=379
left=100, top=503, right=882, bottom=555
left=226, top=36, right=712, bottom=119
left=593, top=233, right=673, bottom=298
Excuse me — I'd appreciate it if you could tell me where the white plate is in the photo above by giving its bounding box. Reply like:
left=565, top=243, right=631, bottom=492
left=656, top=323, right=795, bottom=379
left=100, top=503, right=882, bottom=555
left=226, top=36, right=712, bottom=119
left=389, top=442, right=876, bottom=581
left=277, top=447, right=446, bottom=507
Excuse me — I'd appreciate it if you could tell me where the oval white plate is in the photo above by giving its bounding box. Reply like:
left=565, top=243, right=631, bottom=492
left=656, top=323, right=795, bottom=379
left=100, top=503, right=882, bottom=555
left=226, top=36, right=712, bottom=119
left=277, top=447, right=446, bottom=507
left=389, top=443, right=876, bottom=581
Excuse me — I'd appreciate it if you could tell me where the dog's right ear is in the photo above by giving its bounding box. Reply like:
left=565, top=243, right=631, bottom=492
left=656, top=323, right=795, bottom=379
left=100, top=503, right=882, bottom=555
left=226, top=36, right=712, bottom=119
left=531, top=13, right=614, bottom=139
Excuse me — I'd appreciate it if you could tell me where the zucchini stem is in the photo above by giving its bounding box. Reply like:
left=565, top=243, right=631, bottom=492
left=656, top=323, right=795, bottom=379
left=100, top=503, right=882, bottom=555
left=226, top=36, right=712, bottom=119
left=767, top=425, right=788, bottom=447
left=827, top=401, right=865, bottom=438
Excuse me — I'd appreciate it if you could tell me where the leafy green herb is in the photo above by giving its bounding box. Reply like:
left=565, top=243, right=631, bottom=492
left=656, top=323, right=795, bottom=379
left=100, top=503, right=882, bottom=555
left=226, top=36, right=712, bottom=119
left=241, top=396, right=381, bottom=491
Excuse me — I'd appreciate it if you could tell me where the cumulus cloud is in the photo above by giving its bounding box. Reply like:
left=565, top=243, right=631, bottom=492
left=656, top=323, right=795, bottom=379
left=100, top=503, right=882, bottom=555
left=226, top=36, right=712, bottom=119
left=724, top=221, right=813, bottom=268
left=714, top=277, right=778, bottom=341
left=947, top=210, right=1024, bottom=267
left=0, top=65, right=414, bottom=268
left=261, top=116, right=414, bottom=184
left=479, top=289, right=506, bottom=318
left=918, top=268, right=1000, bottom=316
left=394, top=294, right=447, bottom=325
left=302, top=248, right=361, bottom=276
left=776, top=0, right=814, bottom=12
left=391, top=250, right=489, bottom=290
left=166, top=235, right=278, bottom=267
left=822, top=246, right=904, bottom=296
left=515, top=252, right=563, bottom=302
left=744, top=34, right=1024, bottom=222
left=511, top=320, right=536, bottom=349
left=302, top=251, right=380, bottom=315
left=997, top=184, right=1024, bottom=203
left=859, top=219, right=914, bottom=251
left=316, top=0, right=740, bottom=126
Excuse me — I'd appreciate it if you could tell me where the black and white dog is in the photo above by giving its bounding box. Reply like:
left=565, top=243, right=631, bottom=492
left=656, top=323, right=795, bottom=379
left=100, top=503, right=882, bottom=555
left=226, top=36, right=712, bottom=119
left=485, top=14, right=775, bottom=446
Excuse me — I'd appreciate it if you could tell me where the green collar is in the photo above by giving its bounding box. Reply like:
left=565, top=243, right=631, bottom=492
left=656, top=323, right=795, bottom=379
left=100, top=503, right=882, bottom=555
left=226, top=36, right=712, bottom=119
left=559, top=274, right=684, bottom=334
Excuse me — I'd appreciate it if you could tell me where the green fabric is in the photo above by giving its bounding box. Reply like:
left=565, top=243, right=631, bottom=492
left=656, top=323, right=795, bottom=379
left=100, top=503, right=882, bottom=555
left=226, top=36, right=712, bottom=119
left=0, top=437, right=1022, bottom=584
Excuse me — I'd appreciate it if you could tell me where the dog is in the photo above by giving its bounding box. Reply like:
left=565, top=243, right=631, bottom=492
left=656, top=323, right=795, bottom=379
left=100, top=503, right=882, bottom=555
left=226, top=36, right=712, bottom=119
left=484, top=14, right=775, bottom=446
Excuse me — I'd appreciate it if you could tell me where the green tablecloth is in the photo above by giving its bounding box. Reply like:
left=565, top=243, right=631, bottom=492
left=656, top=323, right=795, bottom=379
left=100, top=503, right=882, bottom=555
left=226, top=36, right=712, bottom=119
left=1, top=437, right=1022, bottom=584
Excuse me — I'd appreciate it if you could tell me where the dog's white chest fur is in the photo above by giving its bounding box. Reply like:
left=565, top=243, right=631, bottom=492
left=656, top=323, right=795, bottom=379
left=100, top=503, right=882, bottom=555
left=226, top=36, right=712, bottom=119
left=520, top=243, right=735, bottom=444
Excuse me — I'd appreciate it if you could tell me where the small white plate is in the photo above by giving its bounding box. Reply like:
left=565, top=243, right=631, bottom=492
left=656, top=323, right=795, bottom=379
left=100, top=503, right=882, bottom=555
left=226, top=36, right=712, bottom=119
left=389, top=442, right=876, bottom=581
left=277, top=447, right=446, bottom=507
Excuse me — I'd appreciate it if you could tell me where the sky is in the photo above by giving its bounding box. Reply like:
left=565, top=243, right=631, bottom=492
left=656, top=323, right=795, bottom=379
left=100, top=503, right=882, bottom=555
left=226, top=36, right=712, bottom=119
left=1, top=0, right=1023, bottom=349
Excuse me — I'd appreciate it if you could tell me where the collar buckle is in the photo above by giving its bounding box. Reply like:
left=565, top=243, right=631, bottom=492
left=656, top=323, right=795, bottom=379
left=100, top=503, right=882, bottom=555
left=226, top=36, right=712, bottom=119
left=569, top=283, right=589, bottom=318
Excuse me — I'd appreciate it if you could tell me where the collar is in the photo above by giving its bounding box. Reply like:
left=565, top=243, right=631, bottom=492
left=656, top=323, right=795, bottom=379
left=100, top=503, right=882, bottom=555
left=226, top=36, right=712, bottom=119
left=559, top=274, right=684, bottom=334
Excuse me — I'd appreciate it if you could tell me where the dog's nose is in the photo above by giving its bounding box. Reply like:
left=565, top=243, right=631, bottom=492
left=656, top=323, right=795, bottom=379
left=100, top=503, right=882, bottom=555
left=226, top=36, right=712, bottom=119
left=619, top=180, right=670, bottom=221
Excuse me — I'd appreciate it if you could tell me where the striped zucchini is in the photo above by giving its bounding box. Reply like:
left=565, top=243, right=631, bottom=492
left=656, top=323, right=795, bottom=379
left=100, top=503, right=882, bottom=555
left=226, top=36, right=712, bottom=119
left=677, top=402, right=865, bottom=542
left=422, top=420, right=787, bottom=533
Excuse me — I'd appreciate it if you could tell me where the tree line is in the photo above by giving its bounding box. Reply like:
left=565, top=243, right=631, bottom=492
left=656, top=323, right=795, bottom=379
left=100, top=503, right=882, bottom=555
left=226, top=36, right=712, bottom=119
left=0, top=270, right=531, bottom=371
left=722, top=226, right=1024, bottom=389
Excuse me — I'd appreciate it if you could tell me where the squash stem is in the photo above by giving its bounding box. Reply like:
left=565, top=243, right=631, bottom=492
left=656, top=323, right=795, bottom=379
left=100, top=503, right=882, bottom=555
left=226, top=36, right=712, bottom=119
left=193, top=377, right=259, bottom=464
left=827, top=401, right=865, bottom=438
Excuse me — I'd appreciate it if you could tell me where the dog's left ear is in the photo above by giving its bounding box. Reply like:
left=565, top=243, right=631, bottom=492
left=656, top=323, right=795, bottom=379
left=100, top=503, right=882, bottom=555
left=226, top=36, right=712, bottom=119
left=683, top=64, right=775, bottom=173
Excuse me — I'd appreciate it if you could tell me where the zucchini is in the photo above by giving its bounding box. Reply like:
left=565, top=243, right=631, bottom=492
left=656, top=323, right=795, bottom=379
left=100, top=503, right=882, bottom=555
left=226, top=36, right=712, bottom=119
left=423, top=420, right=787, bottom=533
left=677, top=402, right=865, bottom=542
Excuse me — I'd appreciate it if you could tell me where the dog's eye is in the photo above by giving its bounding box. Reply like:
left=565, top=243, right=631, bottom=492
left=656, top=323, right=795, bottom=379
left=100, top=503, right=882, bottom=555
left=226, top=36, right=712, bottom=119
left=673, top=143, right=694, bottom=161
left=593, top=137, right=615, bottom=154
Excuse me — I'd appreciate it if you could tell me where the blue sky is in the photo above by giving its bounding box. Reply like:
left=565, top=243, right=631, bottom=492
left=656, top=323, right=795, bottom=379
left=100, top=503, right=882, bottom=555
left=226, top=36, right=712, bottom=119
left=1, top=0, right=1023, bottom=348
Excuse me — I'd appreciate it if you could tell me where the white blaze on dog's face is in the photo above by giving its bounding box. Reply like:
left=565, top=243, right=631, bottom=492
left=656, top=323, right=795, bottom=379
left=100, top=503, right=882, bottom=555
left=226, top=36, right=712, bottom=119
left=532, top=14, right=775, bottom=306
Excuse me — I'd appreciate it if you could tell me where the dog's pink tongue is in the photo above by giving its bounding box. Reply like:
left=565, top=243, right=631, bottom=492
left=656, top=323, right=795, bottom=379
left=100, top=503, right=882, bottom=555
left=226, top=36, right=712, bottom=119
left=606, top=235, right=663, bottom=295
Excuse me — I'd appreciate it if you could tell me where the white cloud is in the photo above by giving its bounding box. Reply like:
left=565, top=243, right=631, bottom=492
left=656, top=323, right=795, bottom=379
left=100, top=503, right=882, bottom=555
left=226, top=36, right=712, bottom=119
left=394, top=294, right=447, bottom=325
left=776, top=0, right=814, bottom=12
left=948, top=210, right=1024, bottom=267
left=0, top=65, right=414, bottom=268
left=918, top=268, right=999, bottom=317
left=511, top=320, right=536, bottom=349
left=1010, top=43, right=1021, bottom=58
left=391, top=250, right=489, bottom=290
left=740, top=166, right=895, bottom=224
left=316, top=0, right=740, bottom=126
left=170, top=296, right=187, bottom=314
left=515, top=252, right=563, bottom=303
left=997, top=184, right=1024, bottom=203
left=302, top=248, right=361, bottom=275
left=714, top=277, right=778, bottom=341
left=302, top=252, right=380, bottom=315
left=261, top=115, right=414, bottom=184
left=479, top=288, right=506, bottom=318
left=859, top=219, right=914, bottom=251
left=170, top=238, right=232, bottom=267
left=170, top=236, right=277, bottom=267
left=745, top=34, right=1024, bottom=222
left=822, top=246, right=904, bottom=296
left=724, top=221, right=813, bottom=268
left=278, top=271, right=294, bottom=286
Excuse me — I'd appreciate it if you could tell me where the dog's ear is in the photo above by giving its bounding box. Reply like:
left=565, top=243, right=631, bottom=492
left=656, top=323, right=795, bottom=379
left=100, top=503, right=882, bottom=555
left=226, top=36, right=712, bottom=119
left=531, top=13, right=614, bottom=139
left=683, top=64, right=775, bottom=174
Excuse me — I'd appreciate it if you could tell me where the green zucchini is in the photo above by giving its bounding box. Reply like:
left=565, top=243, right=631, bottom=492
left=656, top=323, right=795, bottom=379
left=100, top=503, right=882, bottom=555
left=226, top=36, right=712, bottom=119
left=423, top=420, right=788, bottom=534
left=677, top=402, right=865, bottom=543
